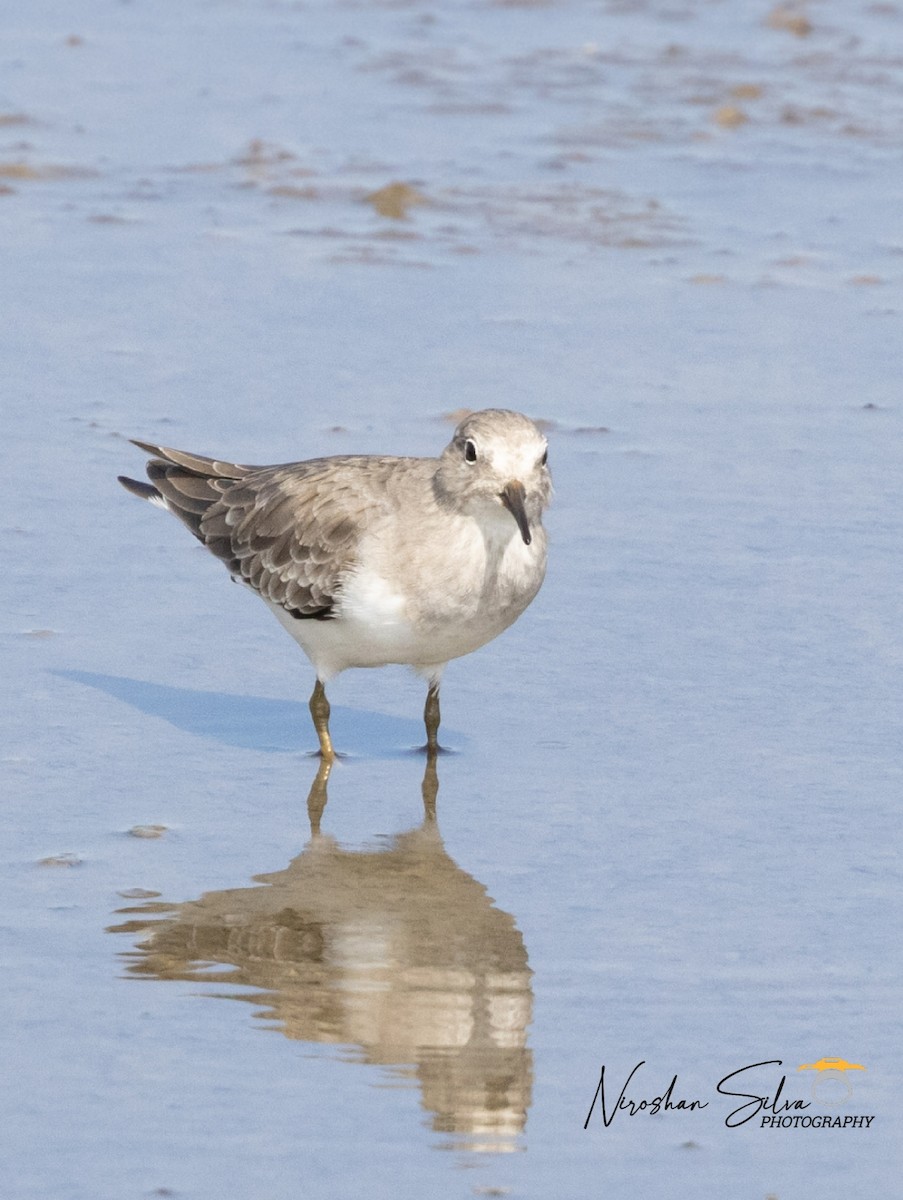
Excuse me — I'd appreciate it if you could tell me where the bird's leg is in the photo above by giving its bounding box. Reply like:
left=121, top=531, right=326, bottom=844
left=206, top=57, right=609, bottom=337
left=309, top=679, right=335, bottom=760
left=424, top=681, right=441, bottom=755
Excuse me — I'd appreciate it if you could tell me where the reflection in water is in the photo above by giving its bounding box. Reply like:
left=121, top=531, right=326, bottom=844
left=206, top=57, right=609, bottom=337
left=109, top=756, right=532, bottom=1152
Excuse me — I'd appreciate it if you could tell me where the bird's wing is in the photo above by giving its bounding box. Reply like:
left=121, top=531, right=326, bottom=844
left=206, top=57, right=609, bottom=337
left=128, top=442, right=400, bottom=618
left=200, top=460, right=385, bottom=617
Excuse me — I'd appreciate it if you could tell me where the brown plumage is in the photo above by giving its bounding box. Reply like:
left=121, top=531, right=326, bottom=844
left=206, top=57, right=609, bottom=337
left=118, top=439, right=407, bottom=620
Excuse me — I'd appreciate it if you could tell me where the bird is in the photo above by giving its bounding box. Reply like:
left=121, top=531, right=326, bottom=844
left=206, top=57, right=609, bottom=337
left=118, top=408, right=551, bottom=759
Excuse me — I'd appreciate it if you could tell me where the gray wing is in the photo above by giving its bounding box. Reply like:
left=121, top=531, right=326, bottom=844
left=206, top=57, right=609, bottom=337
left=121, top=440, right=385, bottom=619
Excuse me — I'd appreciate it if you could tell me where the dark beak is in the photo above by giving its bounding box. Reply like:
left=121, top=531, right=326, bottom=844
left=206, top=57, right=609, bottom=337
left=500, top=480, right=532, bottom=545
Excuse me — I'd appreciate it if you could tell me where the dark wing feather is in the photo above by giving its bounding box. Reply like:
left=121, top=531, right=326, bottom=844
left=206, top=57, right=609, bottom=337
left=123, top=441, right=378, bottom=619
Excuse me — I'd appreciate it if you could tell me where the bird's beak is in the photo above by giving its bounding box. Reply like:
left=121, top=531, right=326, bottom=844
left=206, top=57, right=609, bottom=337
left=500, top=480, right=532, bottom=545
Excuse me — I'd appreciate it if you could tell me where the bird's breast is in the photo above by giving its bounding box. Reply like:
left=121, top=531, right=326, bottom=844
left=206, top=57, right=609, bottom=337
left=269, top=516, right=546, bottom=674
left=365, top=514, right=545, bottom=636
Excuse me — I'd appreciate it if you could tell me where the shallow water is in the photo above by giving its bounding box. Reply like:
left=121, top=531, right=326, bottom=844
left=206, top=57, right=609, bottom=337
left=1, top=2, right=900, bottom=1197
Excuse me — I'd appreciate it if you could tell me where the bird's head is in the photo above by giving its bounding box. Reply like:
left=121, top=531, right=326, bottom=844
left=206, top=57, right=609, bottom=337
left=435, top=409, right=551, bottom=545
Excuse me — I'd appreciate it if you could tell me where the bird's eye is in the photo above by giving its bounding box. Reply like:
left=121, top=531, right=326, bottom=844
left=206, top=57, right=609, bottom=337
left=540, top=448, right=548, bottom=467
left=464, top=439, right=478, bottom=464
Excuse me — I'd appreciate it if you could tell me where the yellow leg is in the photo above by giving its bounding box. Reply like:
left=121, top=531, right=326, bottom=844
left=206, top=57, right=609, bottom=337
left=424, top=682, right=441, bottom=755
left=309, top=679, right=335, bottom=760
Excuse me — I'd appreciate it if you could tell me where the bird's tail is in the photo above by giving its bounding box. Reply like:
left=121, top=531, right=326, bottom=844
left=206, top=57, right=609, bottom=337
left=118, top=475, right=164, bottom=504
left=118, top=438, right=253, bottom=541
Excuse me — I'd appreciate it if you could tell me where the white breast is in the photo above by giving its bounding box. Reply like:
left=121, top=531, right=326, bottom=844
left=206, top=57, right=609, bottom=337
left=264, top=508, right=546, bottom=680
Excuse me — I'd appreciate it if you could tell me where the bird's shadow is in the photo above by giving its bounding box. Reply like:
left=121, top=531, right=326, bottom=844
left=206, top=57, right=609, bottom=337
left=53, top=669, right=460, bottom=759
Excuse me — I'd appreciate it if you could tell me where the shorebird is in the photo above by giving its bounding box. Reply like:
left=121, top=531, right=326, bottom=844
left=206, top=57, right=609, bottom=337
left=119, top=409, right=551, bottom=758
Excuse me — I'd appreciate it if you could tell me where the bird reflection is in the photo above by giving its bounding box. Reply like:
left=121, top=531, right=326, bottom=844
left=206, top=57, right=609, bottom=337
left=108, top=754, right=533, bottom=1151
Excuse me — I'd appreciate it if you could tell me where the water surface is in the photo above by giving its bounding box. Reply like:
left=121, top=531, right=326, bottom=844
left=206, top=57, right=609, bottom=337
left=1, top=2, right=900, bottom=1197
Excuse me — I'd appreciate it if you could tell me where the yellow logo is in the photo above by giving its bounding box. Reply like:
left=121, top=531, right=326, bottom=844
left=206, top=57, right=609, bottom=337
left=798, top=1058, right=866, bottom=1105
left=797, top=1058, right=866, bottom=1072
